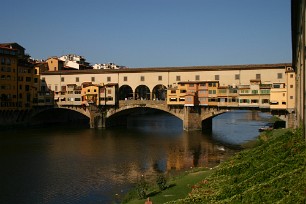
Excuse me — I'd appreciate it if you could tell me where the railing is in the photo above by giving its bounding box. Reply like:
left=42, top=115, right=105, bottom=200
left=119, top=99, right=166, bottom=107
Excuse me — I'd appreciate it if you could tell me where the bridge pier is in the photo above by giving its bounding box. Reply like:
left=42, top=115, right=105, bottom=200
left=90, top=115, right=103, bottom=128
left=183, top=106, right=202, bottom=131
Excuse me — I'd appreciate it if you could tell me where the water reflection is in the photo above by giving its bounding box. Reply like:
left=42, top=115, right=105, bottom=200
left=0, top=110, right=271, bottom=203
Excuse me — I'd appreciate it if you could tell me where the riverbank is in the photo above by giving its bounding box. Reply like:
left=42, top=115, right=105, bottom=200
left=124, top=127, right=306, bottom=203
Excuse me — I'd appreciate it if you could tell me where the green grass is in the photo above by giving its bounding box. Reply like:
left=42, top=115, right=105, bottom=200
left=123, top=128, right=306, bottom=204
left=169, top=128, right=306, bottom=203
left=123, top=168, right=213, bottom=204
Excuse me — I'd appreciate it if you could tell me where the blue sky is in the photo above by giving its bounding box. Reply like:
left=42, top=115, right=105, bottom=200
left=2, top=0, right=291, bottom=68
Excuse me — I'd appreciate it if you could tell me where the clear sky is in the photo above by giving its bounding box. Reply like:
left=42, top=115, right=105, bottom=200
left=2, top=0, right=291, bottom=68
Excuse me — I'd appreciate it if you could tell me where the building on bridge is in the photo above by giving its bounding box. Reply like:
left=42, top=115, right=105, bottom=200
left=41, top=64, right=294, bottom=108
left=165, top=66, right=295, bottom=112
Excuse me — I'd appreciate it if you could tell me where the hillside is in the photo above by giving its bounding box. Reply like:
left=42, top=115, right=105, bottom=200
left=169, top=128, right=306, bottom=203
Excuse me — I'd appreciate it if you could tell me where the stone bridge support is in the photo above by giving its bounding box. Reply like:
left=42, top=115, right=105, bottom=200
left=183, top=107, right=202, bottom=131
left=183, top=106, right=226, bottom=131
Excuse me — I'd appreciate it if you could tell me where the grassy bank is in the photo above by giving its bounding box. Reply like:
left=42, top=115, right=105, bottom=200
left=124, top=128, right=306, bottom=203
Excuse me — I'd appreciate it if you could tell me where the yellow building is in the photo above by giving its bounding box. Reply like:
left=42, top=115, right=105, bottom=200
left=0, top=42, right=41, bottom=110
left=270, top=82, right=287, bottom=110
left=207, top=81, right=219, bottom=106
left=46, top=57, right=64, bottom=71
left=285, top=67, right=296, bottom=113
left=81, top=83, right=99, bottom=105
left=0, top=45, right=18, bottom=110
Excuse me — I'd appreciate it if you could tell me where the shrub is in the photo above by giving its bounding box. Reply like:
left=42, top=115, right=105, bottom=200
left=136, top=175, right=148, bottom=199
left=156, top=174, right=167, bottom=191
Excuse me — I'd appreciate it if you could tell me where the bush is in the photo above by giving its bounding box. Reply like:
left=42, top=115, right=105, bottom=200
left=156, top=174, right=167, bottom=191
left=136, top=175, right=148, bottom=199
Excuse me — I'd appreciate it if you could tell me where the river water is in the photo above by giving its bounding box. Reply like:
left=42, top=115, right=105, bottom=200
left=0, top=110, right=271, bottom=203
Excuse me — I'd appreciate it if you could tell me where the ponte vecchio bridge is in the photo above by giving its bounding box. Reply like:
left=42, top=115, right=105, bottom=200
left=33, top=63, right=295, bottom=130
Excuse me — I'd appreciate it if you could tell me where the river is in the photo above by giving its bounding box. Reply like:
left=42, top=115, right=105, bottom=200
left=0, top=110, right=271, bottom=203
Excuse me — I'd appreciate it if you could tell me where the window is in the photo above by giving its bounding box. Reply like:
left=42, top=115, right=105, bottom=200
left=108, top=90, right=112, bottom=94
left=199, top=83, right=206, bottom=86
left=26, top=77, right=31, bottom=82
left=290, top=96, right=293, bottom=99
left=25, top=85, right=30, bottom=91
left=61, top=77, right=64, bottom=82
left=189, top=84, right=194, bottom=87
left=140, top=76, right=145, bottom=81
left=256, top=74, right=261, bottom=80
left=195, top=75, right=200, bottom=80
left=170, top=90, right=176, bottom=94
left=107, top=77, right=111, bottom=82
left=124, top=76, right=127, bottom=81
left=158, top=76, right=162, bottom=81
left=251, top=90, right=258, bottom=94
left=240, top=99, right=250, bottom=103
left=199, top=90, right=207, bottom=94
left=91, top=77, right=95, bottom=82
left=218, top=89, right=226, bottom=94
left=290, top=74, right=293, bottom=78
left=176, top=76, right=181, bottom=81
left=282, top=102, right=286, bottom=105
left=235, top=74, right=240, bottom=80
left=55, top=85, right=58, bottom=91
left=215, top=75, right=219, bottom=80
left=262, top=99, right=269, bottom=104
left=76, top=77, right=79, bottom=82
left=290, top=85, right=293, bottom=88
left=260, top=90, right=270, bottom=94
left=277, top=73, right=283, bottom=79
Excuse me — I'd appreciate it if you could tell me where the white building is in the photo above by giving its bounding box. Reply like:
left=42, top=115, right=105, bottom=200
left=59, top=54, right=90, bottom=70
left=93, top=62, right=121, bottom=70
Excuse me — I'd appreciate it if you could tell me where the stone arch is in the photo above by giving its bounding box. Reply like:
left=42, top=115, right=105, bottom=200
left=152, top=84, right=167, bottom=100
left=119, top=85, right=133, bottom=100
left=30, top=107, right=90, bottom=126
left=105, top=106, right=183, bottom=128
left=135, top=85, right=150, bottom=100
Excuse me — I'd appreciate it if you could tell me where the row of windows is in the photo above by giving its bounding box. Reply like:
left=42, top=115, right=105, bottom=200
left=1, top=67, right=14, bottom=72
left=168, top=98, right=280, bottom=104
left=0, top=49, right=17, bottom=56
left=0, top=57, right=14, bottom=65
left=59, top=72, right=287, bottom=83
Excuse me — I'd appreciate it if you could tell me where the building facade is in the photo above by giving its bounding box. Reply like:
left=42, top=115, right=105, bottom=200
left=0, top=45, right=18, bottom=110
left=291, top=0, right=306, bottom=136
left=41, top=63, right=295, bottom=111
